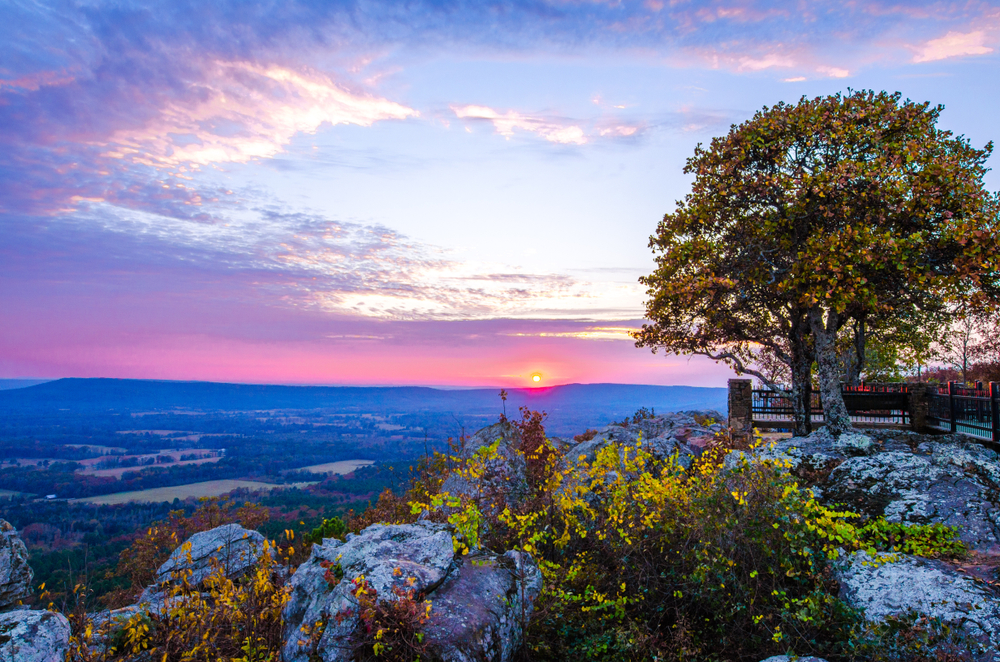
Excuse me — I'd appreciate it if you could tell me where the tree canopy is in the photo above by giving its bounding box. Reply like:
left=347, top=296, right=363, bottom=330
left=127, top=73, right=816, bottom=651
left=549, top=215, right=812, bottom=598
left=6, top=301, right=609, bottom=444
left=635, top=90, right=1000, bottom=435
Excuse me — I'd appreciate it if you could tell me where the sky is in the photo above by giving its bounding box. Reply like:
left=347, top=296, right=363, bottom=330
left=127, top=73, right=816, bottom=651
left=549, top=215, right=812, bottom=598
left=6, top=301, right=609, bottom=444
left=2, top=0, right=999, bottom=388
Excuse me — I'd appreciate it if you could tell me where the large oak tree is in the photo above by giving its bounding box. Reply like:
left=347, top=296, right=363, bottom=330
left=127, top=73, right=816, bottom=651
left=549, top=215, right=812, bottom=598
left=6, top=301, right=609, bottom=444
left=635, top=90, right=999, bottom=436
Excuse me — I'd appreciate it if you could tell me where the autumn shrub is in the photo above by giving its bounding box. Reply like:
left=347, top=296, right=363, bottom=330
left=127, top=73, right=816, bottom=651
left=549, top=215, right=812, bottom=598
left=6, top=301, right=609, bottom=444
left=106, top=497, right=270, bottom=607
left=508, top=442, right=864, bottom=661
left=513, top=407, right=556, bottom=493
left=348, top=577, right=433, bottom=662
left=69, top=537, right=290, bottom=662
left=403, top=416, right=981, bottom=661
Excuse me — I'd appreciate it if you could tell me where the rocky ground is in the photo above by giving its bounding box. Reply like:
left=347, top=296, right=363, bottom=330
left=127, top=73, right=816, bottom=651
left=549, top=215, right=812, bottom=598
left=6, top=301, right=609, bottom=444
left=3, top=411, right=1000, bottom=661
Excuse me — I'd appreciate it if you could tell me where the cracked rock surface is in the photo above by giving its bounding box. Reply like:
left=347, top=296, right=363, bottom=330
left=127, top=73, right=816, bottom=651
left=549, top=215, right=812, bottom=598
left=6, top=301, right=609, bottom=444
left=836, top=550, right=1000, bottom=659
left=282, top=520, right=541, bottom=662
left=764, top=428, right=1000, bottom=551
left=0, top=521, right=32, bottom=610
left=0, top=609, right=70, bottom=662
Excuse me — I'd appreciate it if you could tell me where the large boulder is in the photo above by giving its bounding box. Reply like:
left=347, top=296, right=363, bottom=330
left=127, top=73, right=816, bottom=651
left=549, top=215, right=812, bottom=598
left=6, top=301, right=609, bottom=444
left=823, top=436, right=1000, bottom=551
left=0, top=609, right=70, bottom=662
left=0, top=521, right=32, bottom=610
left=144, top=523, right=271, bottom=599
left=283, top=520, right=542, bottom=662
left=759, top=429, right=1000, bottom=552
left=836, top=550, right=1000, bottom=658
left=422, top=549, right=542, bottom=662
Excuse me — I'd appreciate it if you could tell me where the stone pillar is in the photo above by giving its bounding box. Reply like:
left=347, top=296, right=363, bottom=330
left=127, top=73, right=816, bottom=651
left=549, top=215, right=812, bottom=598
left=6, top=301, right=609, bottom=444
left=728, top=379, right=753, bottom=439
left=907, top=382, right=928, bottom=433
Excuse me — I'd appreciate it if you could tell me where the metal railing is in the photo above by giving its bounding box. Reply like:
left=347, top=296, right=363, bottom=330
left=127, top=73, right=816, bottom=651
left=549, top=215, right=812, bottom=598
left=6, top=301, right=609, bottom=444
left=927, top=382, right=1000, bottom=443
left=752, top=383, right=911, bottom=428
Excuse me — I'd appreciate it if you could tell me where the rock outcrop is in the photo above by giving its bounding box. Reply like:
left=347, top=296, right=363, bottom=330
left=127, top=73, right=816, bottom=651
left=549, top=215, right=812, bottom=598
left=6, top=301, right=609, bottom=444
left=0, top=609, right=71, bottom=662
left=92, top=523, right=274, bottom=638
left=836, top=550, right=1000, bottom=658
left=568, top=410, right=724, bottom=466
left=762, top=428, right=1000, bottom=551
left=140, top=523, right=272, bottom=603
left=283, top=520, right=542, bottom=662
left=0, top=521, right=32, bottom=610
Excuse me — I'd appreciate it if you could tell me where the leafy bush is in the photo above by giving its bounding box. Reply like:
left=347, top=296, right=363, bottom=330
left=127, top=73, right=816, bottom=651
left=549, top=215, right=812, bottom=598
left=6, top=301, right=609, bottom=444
left=308, top=516, right=347, bottom=544
left=348, top=576, right=432, bottom=662
left=856, top=519, right=967, bottom=559
left=70, top=540, right=289, bottom=662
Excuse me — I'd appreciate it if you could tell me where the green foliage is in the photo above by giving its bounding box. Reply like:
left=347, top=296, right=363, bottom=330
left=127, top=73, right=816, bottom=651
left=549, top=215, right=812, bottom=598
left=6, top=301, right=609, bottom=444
left=635, top=89, right=1000, bottom=434
left=371, top=412, right=984, bottom=661
left=308, top=516, right=347, bottom=544
left=857, top=519, right=967, bottom=559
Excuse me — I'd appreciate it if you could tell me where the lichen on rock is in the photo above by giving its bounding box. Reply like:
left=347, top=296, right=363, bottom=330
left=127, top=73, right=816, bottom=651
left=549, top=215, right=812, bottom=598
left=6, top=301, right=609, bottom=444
left=0, top=609, right=70, bottom=662
left=0, top=520, right=33, bottom=610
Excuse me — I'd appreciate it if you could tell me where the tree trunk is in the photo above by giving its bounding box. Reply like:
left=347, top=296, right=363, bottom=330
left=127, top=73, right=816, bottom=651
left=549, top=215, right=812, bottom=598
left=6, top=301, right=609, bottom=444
left=849, top=318, right=866, bottom=385
left=788, top=323, right=813, bottom=437
left=810, top=306, right=852, bottom=436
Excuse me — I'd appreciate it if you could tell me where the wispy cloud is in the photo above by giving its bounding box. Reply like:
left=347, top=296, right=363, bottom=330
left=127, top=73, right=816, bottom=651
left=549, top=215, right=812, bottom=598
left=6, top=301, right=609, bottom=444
left=912, top=30, right=995, bottom=62
left=104, top=62, right=416, bottom=167
left=502, top=325, right=639, bottom=341
left=451, top=104, right=642, bottom=145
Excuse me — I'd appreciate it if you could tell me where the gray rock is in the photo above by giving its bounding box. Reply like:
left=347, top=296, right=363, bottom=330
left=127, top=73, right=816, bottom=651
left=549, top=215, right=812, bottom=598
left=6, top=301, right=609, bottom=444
left=823, top=439, right=1000, bottom=551
left=836, top=550, right=1000, bottom=655
left=156, top=523, right=269, bottom=585
left=142, top=523, right=272, bottom=600
left=282, top=520, right=541, bottom=662
left=283, top=520, right=456, bottom=662
left=0, top=609, right=70, bottom=662
left=759, top=657, right=829, bottom=662
left=422, top=550, right=543, bottom=662
left=565, top=410, right=722, bottom=466
left=0, top=521, right=32, bottom=610
left=755, top=429, right=1000, bottom=552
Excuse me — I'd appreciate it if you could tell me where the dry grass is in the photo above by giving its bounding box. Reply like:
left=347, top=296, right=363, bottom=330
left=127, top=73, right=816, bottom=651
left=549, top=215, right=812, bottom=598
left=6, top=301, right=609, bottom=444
left=72, top=479, right=317, bottom=505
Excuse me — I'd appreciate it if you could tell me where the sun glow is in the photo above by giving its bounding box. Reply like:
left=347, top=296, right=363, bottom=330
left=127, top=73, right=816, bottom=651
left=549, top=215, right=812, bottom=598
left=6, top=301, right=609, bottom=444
left=531, top=373, right=542, bottom=383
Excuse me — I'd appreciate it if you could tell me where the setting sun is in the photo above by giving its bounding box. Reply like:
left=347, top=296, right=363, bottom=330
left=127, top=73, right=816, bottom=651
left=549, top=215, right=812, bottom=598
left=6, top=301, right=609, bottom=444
left=531, top=373, right=542, bottom=383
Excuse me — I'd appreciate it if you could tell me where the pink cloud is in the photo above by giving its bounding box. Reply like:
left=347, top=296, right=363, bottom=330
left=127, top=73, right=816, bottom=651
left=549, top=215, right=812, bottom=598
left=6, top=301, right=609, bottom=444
left=104, top=62, right=417, bottom=167
left=450, top=104, right=643, bottom=145
left=451, top=104, right=588, bottom=144
left=912, top=30, right=995, bottom=63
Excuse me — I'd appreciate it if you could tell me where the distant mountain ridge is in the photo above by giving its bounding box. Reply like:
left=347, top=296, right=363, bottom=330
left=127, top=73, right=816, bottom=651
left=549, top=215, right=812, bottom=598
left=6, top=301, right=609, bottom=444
left=0, top=378, right=727, bottom=419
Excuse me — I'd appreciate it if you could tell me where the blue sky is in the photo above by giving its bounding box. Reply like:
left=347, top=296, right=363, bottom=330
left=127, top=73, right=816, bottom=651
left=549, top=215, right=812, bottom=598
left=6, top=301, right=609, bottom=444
left=2, top=0, right=998, bottom=386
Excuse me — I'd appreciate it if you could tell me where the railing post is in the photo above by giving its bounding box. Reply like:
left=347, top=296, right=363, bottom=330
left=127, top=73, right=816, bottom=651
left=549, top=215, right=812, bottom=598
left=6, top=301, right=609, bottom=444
left=948, top=381, right=958, bottom=433
left=991, top=383, right=1000, bottom=445
left=728, top=379, right=753, bottom=441
left=908, top=382, right=927, bottom=432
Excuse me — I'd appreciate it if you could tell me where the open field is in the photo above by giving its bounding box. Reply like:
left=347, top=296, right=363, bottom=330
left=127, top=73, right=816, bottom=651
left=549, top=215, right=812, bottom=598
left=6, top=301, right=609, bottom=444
left=84, top=456, right=222, bottom=478
left=0, top=489, right=29, bottom=499
left=73, top=479, right=317, bottom=505
left=298, top=460, right=374, bottom=475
